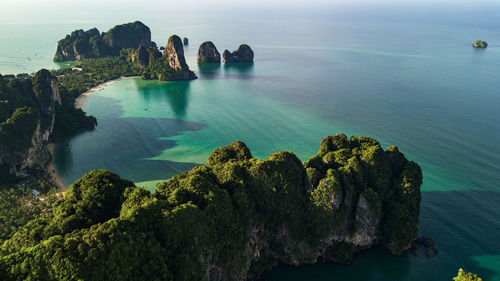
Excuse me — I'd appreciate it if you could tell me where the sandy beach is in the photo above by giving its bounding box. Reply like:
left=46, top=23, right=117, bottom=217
left=74, top=76, right=139, bottom=109
left=46, top=143, right=68, bottom=191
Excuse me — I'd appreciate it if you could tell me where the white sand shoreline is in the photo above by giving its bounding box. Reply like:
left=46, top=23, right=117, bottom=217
left=74, top=76, right=139, bottom=109
left=46, top=143, right=68, bottom=191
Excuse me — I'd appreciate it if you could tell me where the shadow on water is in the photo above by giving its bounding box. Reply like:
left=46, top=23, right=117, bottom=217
left=419, top=190, right=500, bottom=280
left=259, top=190, right=500, bottom=281
left=197, top=62, right=222, bottom=79
left=54, top=96, right=204, bottom=185
left=135, top=80, right=192, bottom=118
left=223, top=62, right=254, bottom=75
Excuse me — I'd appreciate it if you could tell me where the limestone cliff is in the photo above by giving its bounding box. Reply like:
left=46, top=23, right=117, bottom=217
left=0, top=70, right=61, bottom=179
left=198, top=41, right=221, bottom=63
left=163, top=35, right=196, bottom=80
left=54, top=21, right=152, bottom=61
left=153, top=134, right=421, bottom=280
left=0, top=134, right=422, bottom=280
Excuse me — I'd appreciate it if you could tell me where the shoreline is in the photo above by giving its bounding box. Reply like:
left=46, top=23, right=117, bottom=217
left=49, top=76, right=140, bottom=191
left=75, top=76, right=139, bottom=109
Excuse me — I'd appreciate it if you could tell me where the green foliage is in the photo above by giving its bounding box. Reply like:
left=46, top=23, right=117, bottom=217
left=472, top=40, right=488, bottom=48
left=311, top=172, right=343, bottom=212
left=49, top=169, right=134, bottom=234
left=32, top=69, right=53, bottom=112
left=0, top=106, right=39, bottom=157
left=207, top=141, right=253, bottom=165
left=0, top=135, right=423, bottom=280
left=0, top=186, right=57, bottom=244
left=453, top=268, right=483, bottom=281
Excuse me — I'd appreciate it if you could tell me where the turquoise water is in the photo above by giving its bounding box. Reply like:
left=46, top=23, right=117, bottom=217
left=2, top=3, right=500, bottom=280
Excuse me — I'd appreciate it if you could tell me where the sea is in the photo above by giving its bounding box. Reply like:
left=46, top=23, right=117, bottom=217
left=1, top=1, right=499, bottom=280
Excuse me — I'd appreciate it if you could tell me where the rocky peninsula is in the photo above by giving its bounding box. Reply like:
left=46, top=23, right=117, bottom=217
left=0, top=134, right=422, bottom=280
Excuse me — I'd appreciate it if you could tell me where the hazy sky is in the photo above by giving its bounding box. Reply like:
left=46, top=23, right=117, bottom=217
left=2, top=0, right=500, bottom=26
left=6, top=0, right=500, bottom=9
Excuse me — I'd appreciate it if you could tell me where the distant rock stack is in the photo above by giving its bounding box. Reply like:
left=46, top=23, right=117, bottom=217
left=164, top=35, right=196, bottom=80
left=197, top=41, right=221, bottom=63
left=183, top=37, right=189, bottom=46
left=223, top=44, right=254, bottom=63
left=472, top=40, right=488, bottom=48
left=164, top=35, right=189, bottom=71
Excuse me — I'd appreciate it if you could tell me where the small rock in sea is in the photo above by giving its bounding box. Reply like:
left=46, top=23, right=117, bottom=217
left=472, top=40, right=488, bottom=48
left=425, top=247, right=439, bottom=258
left=183, top=37, right=189, bottom=46
left=410, top=245, right=420, bottom=257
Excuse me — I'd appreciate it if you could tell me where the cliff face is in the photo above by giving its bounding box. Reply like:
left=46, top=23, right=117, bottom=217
left=194, top=135, right=421, bottom=280
left=133, top=45, right=150, bottom=68
left=103, top=21, right=151, bottom=50
left=0, top=70, right=61, bottom=178
left=164, top=35, right=189, bottom=71
left=162, top=35, right=196, bottom=80
left=54, top=21, right=152, bottom=61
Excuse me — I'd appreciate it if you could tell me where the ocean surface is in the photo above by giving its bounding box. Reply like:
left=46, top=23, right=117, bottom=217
left=1, top=2, right=500, bottom=280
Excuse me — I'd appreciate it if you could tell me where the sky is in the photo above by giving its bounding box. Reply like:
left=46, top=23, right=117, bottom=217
left=1, top=0, right=500, bottom=27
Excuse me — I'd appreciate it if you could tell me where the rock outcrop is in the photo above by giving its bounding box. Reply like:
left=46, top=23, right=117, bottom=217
left=223, top=44, right=254, bottom=63
left=0, top=69, right=61, bottom=179
left=198, top=41, right=221, bottom=63
left=163, top=35, right=196, bottom=80
left=0, top=134, right=422, bottom=280
left=54, top=21, right=152, bottom=61
left=183, top=37, right=189, bottom=45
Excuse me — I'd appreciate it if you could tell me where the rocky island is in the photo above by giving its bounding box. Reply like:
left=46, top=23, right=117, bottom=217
left=198, top=41, right=221, bottom=63
left=223, top=44, right=254, bottom=63
left=472, top=40, right=488, bottom=48
left=0, top=133, right=422, bottom=280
